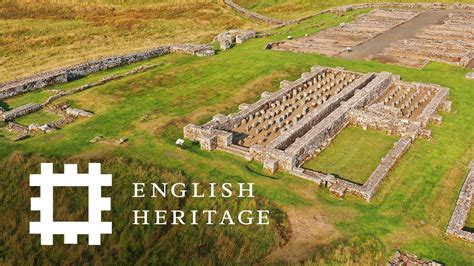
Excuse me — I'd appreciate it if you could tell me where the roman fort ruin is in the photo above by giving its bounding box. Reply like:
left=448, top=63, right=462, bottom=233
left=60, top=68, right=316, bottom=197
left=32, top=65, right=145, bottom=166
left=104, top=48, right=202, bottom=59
left=184, top=65, right=451, bottom=200
left=267, top=7, right=474, bottom=69
left=0, top=44, right=216, bottom=140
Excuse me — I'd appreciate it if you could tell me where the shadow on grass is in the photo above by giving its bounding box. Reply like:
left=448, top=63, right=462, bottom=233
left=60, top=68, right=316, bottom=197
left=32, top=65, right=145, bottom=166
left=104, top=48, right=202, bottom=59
left=0, top=101, right=11, bottom=111
left=463, top=226, right=474, bottom=233
left=245, top=162, right=279, bottom=180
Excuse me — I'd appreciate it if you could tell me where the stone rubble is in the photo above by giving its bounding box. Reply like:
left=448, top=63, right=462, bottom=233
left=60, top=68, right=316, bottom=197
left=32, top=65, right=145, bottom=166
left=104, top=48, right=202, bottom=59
left=215, top=30, right=256, bottom=51
left=66, top=108, right=93, bottom=118
left=388, top=250, right=442, bottom=266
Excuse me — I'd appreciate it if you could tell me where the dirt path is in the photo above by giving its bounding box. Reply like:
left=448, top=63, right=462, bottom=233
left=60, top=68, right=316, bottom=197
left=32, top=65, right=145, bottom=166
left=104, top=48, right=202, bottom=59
left=263, top=207, right=339, bottom=264
left=340, top=11, right=450, bottom=60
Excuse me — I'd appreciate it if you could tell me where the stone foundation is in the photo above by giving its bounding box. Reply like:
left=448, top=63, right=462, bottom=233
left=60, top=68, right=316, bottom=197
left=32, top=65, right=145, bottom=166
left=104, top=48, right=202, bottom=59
left=184, top=65, right=450, bottom=200
left=215, top=30, right=256, bottom=51
left=1, top=103, right=42, bottom=121
left=446, top=161, right=474, bottom=243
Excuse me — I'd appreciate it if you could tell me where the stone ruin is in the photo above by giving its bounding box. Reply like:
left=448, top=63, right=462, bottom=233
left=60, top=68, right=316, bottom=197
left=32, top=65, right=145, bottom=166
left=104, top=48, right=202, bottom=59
left=1, top=103, right=42, bottom=121
left=446, top=161, right=474, bottom=243
left=268, top=9, right=421, bottom=56
left=465, top=72, right=474, bottom=80
left=184, top=65, right=451, bottom=201
left=0, top=64, right=157, bottom=139
left=373, top=12, right=474, bottom=68
left=388, top=250, right=442, bottom=266
left=0, top=44, right=214, bottom=100
left=215, top=29, right=256, bottom=51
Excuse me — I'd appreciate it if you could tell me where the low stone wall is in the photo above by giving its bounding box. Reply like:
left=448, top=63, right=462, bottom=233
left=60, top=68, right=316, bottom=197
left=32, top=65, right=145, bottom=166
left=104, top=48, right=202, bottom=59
left=268, top=72, right=376, bottom=150
left=348, top=108, right=414, bottom=136
left=361, top=137, right=412, bottom=200
left=1, top=44, right=215, bottom=100
left=388, top=250, right=442, bottom=266
left=1, top=103, right=42, bottom=121
left=0, top=46, right=171, bottom=100
left=215, top=29, right=256, bottom=51
left=223, top=0, right=286, bottom=25
left=446, top=161, right=474, bottom=243
left=286, top=72, right=394, bottom=166
left=170, top=44, right=215, bottom=57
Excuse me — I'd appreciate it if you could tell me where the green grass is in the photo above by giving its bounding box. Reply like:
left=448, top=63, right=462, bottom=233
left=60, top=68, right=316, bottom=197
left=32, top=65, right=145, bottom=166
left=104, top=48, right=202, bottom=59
left=465, top=203, right=474, bottom=231
left=0, top=154, right=289, bottom=265
left=0, top=8, right=473, bottom=265
left=303, top=126, right=399, bottom=185
left=14, top=110, right=62, bottom=126
left=2, top=89, right=55, bottom=110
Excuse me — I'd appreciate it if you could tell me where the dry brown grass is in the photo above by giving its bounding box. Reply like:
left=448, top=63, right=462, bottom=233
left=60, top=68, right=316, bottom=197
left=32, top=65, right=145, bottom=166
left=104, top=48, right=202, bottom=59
left=0, top=0, right=263, bottom=82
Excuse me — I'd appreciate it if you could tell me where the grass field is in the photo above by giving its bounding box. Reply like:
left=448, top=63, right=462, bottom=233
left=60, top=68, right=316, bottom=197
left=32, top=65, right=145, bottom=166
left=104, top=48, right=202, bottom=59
left=235, top=0, right=474, bottom=19
left=0, top=0, right=263, bottom=82
left=303, top=127, right=399, bottom=185
left=1, top=4, right=473, bottom=265
left=15, top=110, right=62, bottom=126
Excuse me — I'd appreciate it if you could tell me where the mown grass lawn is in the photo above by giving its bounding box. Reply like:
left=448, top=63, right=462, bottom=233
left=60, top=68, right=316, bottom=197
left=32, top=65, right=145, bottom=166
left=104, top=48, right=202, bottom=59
left=0, top=8, right=473, bottom=265
left=303, top=126, right=399, bottom=185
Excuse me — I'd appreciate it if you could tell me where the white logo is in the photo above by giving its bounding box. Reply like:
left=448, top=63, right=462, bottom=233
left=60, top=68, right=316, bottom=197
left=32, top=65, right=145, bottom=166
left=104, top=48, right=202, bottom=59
left=29, top=163, right=112, bottom=245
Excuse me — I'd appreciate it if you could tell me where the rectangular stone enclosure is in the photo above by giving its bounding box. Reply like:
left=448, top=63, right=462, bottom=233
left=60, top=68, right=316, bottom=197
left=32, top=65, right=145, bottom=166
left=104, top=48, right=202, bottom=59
left=184, top=65, right=451, bottom=201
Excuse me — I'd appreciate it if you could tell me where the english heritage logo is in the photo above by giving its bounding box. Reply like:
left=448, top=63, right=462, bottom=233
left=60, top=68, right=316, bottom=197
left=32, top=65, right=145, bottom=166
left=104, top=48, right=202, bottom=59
left=29, top=163, right=112, bottom=245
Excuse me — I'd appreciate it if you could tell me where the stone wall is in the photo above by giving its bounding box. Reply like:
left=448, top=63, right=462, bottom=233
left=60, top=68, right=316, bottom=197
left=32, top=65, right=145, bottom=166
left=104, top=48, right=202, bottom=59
left=223, top=0, right=286, bottom=25
left=215, top=30, right=256, bottom=51
left=286, top=72, right=394, bottom=166
left=268, top=73, right=376, bottom=150
left=348, top=108, right=414, bottom=136
left=0, top=46, right=171, bottom=100
left=1, top=44, right=215, bottom=100
left=184, top=65, right=451, bottom=201
left=170, top=44, right=215, bottom=57
left=361, top=137, right=412, bottom=200
left=446, top=161, right=474, bottom=243
left=1, top=103, right=42, bottom=121
left=388, top=250, right=442, bottom=266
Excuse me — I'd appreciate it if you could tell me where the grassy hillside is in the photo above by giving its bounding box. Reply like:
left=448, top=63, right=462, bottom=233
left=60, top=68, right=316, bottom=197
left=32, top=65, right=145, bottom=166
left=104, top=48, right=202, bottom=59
left=0, top=0, right=263, bottom=82
left=0, top=6, right=473, bottom=265
left=235, top=0, right=474, bottom=19
left=0, top=153, right=289, bottom=264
